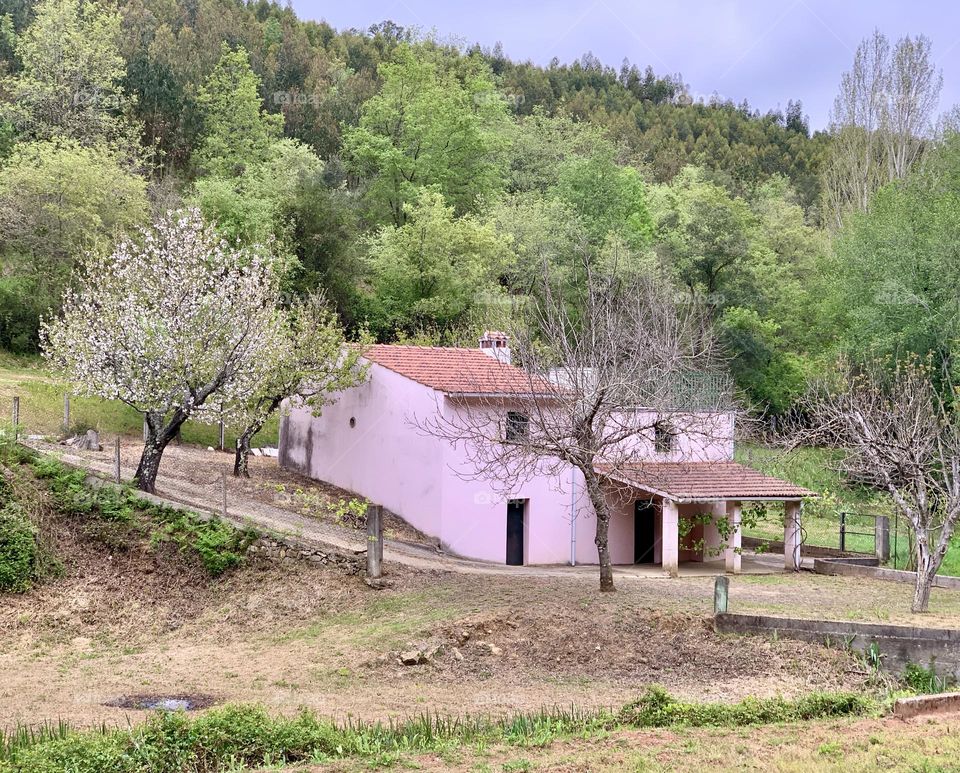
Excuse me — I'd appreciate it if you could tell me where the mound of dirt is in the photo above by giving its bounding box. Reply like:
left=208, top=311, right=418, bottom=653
left=383, top=606, right=871, bottom=696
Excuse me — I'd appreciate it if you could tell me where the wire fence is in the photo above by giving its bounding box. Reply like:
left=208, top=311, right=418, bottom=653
left=0, top=387, right=283, bottom=523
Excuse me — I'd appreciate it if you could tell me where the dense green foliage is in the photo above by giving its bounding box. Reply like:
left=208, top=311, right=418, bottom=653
left=0, top=690, right=874, bottom=771
left=0, top=0, right=955, bottom=415
left=0, top=500, right=37, bottom=591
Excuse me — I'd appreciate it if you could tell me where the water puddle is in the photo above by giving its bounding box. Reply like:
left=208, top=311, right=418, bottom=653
left=104, top=693, right=216, bottom=711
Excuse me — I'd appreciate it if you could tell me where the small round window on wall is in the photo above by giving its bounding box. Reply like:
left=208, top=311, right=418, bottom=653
left=349, top=417, right=356, bottom=428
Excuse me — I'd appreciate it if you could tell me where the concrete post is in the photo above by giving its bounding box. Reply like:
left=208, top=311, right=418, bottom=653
left=114, top=436, right=121, bottom=483
left=11, top=396, right=18, bottom=439
left=714, top=575, right=729, bottom=615
left=875, top=515, right=890, bottom=562
left=367, top=504, right=383, bottom=579
left=725, top=501, right=742, bottom=574
left=784, top=501, right=802, bottom=571
left=703, top=501, right=725, bottom=561
left=661, top=499, right=679, bottom=578
left=63, top=393, right=70, bottom=432
left=142, top=416, right=148, bottom=442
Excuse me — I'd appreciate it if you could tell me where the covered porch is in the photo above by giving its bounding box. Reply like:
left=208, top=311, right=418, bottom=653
left=599, top=462, right=815, bottom=577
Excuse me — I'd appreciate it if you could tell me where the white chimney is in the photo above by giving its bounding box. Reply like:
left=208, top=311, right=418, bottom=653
left=479, top=331, right=511, bottom=364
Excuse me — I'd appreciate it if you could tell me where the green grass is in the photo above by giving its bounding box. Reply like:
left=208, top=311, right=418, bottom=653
left=737, top=444, right=960, bottom=576
left=0, top=690, right=876, bottom=772
left=0, top=362, right=279, bottom=448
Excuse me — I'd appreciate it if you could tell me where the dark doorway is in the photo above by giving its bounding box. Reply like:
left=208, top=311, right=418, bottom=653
left=506, top=500, right=525, bottom=566
left=634, top=500, right=656, bottom=564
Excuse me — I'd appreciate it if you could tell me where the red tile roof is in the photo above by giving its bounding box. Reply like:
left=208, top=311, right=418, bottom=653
left=598, top=462, right=815, bottom=502
left=363, top=345, right=554, bottom=395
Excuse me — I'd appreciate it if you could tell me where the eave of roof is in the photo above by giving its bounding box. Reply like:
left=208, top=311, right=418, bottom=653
left=596, top=461, right=816, bottom=503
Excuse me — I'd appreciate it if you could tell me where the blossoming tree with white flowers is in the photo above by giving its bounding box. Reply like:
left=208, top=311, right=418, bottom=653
left=41, top=208, right=283, bottom=493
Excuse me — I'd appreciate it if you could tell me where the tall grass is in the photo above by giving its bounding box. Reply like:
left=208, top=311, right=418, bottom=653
left=0, top=692, right=874, bottom=772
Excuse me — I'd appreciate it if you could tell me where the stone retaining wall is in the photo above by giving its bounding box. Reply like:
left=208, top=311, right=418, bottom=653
left=247, top=536, right=363, bottom=573
left=716, top=612, right=960, bottom=678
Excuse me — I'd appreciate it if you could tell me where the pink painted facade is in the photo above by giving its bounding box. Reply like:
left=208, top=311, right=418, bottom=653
left=277, top=342, right=766, bottom=569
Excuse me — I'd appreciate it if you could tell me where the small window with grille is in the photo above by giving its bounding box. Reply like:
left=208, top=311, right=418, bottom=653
left=505, top=411, right=529, bottom=441
left=653, top=422, right=674, bottom=454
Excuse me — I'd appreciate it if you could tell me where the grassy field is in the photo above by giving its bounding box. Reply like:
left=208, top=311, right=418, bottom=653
left=0, top=355, right=279, bottom=449
left=736, top=444, right=960, bottom=576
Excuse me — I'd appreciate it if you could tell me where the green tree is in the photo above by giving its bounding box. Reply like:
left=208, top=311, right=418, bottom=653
left=363, top=188, right=508, bottom=337
left=827, top=134, right=960, bottom=387
left=552, top=146, right=654, bottom=250
left=653, top=167, right=756, bottom=300
left=344, top=44, right=509, bottom=226
left=2, top=0, right=136, bottom=149
left=194, top=44, right=283, bottom=178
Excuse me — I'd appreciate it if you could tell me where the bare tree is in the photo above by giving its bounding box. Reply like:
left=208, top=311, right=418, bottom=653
left=805, top=359, right=960, bottom=612
left=421, top=253, right=731, bottom=591
left=825, top=30, right=943, bottom=228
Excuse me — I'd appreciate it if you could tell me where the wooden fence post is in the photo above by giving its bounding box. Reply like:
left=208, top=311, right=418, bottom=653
left=367, top=504, right=383, bottom=579
left=11, top=396, right=19, bottom=440
left=114, top=436, right=121, bottom=483
left=714, top=575, right=729, bottom=615
left=221, top=470, right=227, bottom=518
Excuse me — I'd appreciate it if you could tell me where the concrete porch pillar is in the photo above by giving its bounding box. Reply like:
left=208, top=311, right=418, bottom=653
left=724, top=501, right=742, bottom=574
left=703, top=501, right=726, bottom=561
left=661, top=498, right=679, bottom=578
left=784, top=501, right=802, bottom=571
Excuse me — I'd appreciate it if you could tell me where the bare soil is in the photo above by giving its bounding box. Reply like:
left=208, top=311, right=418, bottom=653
left=2, top=520, right=871, bottom=734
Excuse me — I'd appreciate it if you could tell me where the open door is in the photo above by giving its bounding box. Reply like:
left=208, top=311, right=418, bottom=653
left=506, top=500, right=525, bottom=566
left=635, top=500, right=656, bottom=564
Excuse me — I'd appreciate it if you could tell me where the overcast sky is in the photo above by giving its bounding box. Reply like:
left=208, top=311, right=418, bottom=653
left=291, top=0, right=960, bottom=130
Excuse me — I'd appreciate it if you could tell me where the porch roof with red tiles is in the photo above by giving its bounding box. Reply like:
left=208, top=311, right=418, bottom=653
left=597, top=461, right=815, bottom=502
left=363, top=344, right=555, bottom=396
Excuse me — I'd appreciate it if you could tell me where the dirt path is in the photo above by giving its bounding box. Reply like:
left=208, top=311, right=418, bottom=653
left=33, top=439, right=789, bottom=580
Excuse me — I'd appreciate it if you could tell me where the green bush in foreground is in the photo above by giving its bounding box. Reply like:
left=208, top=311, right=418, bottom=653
left=0, top=691, right=876, bottom=772
left=0, top=503, right=39, bottom=592
left=617, top=686, right=873, bottom=728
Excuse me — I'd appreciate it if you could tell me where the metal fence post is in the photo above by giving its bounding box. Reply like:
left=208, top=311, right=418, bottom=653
left=11, top=396, right=18, bottom=439
left=114, top=436, right=121, bottom=483
left=367, top=504, right=383, bottom=579
left=875, top=515, right=890, bottom=562
left=63, top=393, right=70, bottom=432
left=839, top=511, right=847, bottom=553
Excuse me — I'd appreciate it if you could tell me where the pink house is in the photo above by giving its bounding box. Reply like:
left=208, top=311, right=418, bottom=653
left=279, top=334, right=812, bottom=575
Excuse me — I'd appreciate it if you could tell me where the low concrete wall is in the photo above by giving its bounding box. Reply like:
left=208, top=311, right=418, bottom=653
left=715, top=613, right=960, bottom=678
left=814, top=558, right=960, bottom=590
left=743, top=536, right=871, bottom=559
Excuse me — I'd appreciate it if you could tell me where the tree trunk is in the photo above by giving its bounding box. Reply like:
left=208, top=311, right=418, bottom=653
left=912, top=540, right=935, bottom=613
left=234, top=431, right=253, bottom=478
left=233, top=412, right=271, bottom=478
left=134, top=439, right=164, bottom=494
left=583, top=468, right=615, bottom=592
left=133, top=411, right=186, bottom=494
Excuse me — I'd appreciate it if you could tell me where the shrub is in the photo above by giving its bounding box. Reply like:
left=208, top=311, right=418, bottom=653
left=616, top=686, right=873, bottom=728
left=903, top=662, right=954, bottom=694
left=0, top=504, right=38, bottom=592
